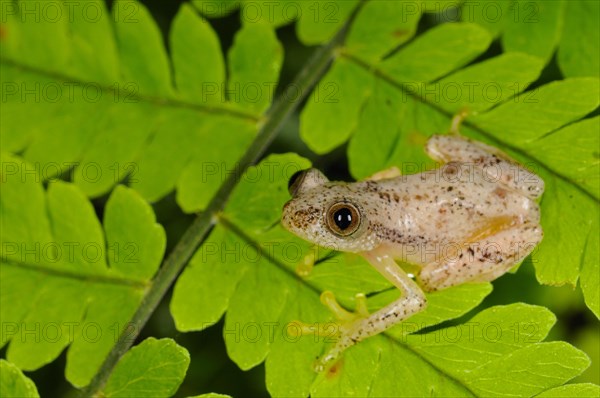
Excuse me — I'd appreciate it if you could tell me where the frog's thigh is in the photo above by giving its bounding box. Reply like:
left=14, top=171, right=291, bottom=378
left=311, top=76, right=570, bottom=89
left=426, top=135, right=544, bottom=199
left=419, top=224, right=543, bottom=291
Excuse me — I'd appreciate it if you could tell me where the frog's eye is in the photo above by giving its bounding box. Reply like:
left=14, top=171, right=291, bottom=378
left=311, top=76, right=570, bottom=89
left=326, top=202, right=361, bottom=236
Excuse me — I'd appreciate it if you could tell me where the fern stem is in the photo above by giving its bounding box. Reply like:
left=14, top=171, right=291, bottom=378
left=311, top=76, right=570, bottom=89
left=80, top=15, right=361, bottom=397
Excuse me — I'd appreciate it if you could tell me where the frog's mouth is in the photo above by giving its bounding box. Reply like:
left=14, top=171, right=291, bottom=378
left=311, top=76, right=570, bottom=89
left=281, top=201, right=294, bottom=231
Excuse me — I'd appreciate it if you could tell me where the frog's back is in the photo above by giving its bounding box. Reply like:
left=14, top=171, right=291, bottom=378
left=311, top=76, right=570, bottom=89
left=367, top=163, right=539, bottom=244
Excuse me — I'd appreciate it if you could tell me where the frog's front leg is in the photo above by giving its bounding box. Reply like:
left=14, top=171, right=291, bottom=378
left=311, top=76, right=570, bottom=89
left=315, top=247, right=427, bottom=372
left=426, top=134, right=544, bottom=199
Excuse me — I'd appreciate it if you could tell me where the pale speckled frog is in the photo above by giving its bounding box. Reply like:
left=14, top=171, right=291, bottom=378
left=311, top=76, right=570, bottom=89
left=281, top=130, right=544, bottom=372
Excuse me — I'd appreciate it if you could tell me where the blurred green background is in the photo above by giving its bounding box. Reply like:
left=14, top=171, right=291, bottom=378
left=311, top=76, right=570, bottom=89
left=9, top=1, right=597, bottom=396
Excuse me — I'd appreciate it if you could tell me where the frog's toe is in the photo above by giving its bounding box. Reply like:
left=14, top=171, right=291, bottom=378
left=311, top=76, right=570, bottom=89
left=286, top=319, right=337, bottom=338
left=449, top=108, right=471, bottom=135
left=287, top=291, right=369, bottom=340
left=320, top=291, right=369, bottom=322
left=295, top=247, right=317, bottom=277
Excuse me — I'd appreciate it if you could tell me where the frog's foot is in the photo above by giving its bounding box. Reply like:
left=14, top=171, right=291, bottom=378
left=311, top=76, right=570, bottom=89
left=287, top=291, right=370, bottom=371
left=293, top=252, right=428, bottom=373
left=426, top=132, right=545, bottom=199
left=288, top=291, right=369, bottom=336
left=321, top=291, right=370, bottom=322
left=364, top=166, right=402, bottom=181
left=449, top=108, right=471, bottom=135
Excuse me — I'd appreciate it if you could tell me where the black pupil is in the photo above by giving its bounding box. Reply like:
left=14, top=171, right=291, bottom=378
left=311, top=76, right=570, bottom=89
left=333, top=208, right=353, bottom=230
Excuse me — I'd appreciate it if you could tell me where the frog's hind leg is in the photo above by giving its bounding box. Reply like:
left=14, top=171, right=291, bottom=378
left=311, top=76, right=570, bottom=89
left=419, top=223, right=543, bottom=291
left=313, top=249, right=427, bottom=372
left=426, top=134, right=544, bottom=199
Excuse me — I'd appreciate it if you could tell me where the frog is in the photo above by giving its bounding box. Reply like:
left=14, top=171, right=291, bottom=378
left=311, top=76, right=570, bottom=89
left=281, top=123, right=544, bottom=372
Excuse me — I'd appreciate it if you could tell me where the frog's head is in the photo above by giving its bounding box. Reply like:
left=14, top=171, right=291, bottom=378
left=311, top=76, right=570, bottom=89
left=281, top=169, right=380, bottom=253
